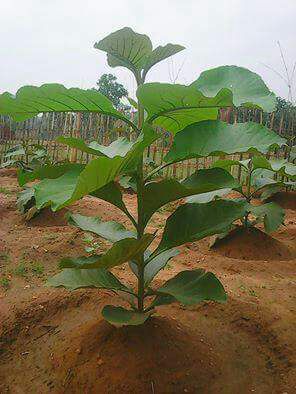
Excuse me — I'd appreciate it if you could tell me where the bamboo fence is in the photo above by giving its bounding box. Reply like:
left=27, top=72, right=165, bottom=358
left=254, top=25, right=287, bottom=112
left=0, top=108, right=295, bottom=183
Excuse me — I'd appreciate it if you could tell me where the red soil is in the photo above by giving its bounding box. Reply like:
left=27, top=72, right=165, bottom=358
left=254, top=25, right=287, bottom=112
left=0, top=169, right=295, bottom=393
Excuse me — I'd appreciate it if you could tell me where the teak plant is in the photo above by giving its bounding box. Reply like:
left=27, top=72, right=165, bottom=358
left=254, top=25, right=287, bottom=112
left=0, top=27, right=288, bottom=325
left=188, top=155, right=296, bottom=234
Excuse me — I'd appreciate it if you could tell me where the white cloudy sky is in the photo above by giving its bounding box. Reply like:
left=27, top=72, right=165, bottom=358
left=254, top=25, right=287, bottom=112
left=1, top=0, right=295, bottom=101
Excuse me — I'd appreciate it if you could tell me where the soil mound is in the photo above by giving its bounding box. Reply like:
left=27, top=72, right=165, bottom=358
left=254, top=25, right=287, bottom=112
left=0, top=292, right=288, bottom=393
left=266, top=191, right=296, bottom=211
left=212, top=226, right=295, bottom=261
left=28, top=207, right=69, bottom=227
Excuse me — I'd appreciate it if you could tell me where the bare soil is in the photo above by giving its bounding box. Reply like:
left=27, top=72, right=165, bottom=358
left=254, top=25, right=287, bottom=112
left=0, top=169, right=295, bottom=393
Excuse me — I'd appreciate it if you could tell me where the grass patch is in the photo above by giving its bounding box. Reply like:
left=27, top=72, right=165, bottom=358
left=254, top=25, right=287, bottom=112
left=0, top=187, right=14, bottom=195
left=0, top=277, right=10, bottom=290
left=0, top=252, right=10, bottom=262
left=14, top=263, right=28, bottom=277
left=31, top=262, right=45, bottom=276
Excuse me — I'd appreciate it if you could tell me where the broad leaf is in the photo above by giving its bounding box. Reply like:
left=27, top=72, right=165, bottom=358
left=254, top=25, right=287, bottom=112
left=212, top=158, right=250, bottom=172
left=17, top=187, right=35, bottom=213
left=249, top=202, right=285, bottom=233
left=94, top=27, right=184, bottom=81
left=151, top=294, right=176, bottom=308
left=68, top=213, right=135, bottom=242
left=102, top=305, right=152, bottom=326
left=137, top=83, right=232, bottom=134
left=191, top=65, right=276, bottom=112
left=142, top=44, right=185, bottom=76
left=155, top=200, right=247, bottom=254
left=94, top=27, right=153, bottom=75
left=35, top=165, right=84, bottom=210
left=90, top=181, right=129, bottom=214
left=18, top=163, right=84, bottom=186
left=155, top=269, right=227, bottom=305
left=251, top=156, right=296, bottom=179
left=1, top=84, right=130, bottom=122
left=60, top=234, right=154, bottom=270
left=57, top=136, right=135, bottom=158
left=186, top=188, right=232, bottom=203
left=35, top=126, right=158, bottom=211
left=47, top=268, right=130, bottom=292
left=253, top=177, right=296, bottom=200
left=165, top=120, right=286, bottom=163
left=142, top=168, right=239, bottom=225
left=130, top=248, right=179, bottom=286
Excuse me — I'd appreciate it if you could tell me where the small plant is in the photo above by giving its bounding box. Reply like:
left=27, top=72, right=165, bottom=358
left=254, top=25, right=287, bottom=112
left=187, top=155, right=295, bottom=235
left=0, top=252, right=10, bottom=262
left=0, top=277, right=10, bottom=290
left=14, top=262, right=28, bottom=277
left=1, top=141, right=48, bottom=172
left=1, top=28, right=287, bottom=326
left=31, top=262, right=45, bottom=276
left=82, top=233, right=101, bottom=254
left=0, top=186, right=14, bottom=195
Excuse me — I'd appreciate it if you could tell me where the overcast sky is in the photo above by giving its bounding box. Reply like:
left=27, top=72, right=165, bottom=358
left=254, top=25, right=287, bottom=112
left=1, top=0, right=295, bottom=101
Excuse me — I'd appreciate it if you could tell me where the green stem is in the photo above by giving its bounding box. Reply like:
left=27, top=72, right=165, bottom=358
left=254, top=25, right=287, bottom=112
left=243, top=166, right=253, bottom=228
left=144, top=161, right=174, bottom=182
left=135, top=74, right=146, bottom=312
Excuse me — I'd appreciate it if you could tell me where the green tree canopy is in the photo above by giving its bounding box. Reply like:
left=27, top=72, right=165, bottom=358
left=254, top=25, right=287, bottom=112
left=94, top=73, right=128, bottom=109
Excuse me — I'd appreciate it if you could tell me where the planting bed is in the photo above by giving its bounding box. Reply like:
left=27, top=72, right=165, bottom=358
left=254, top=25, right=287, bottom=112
left=0, top=168, right=295, bottom=393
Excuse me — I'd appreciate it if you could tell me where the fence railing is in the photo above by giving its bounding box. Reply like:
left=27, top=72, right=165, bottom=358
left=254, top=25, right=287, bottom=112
left=1, top=108, right=295, bottom=183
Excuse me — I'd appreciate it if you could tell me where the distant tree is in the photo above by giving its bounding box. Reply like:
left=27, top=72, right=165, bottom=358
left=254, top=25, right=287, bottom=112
left=94, top=73, right=129, bottom=110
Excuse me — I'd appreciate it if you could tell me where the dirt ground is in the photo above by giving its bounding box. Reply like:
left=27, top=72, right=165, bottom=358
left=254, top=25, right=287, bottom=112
left=0, top=168, right=295, bottom=394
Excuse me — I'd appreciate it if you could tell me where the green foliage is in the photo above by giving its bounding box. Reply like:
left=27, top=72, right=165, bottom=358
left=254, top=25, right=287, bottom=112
left=1, top=142, right=49, bottom=171
left=14, top=263, right=28, bottom=277
left=31, top=262, right=45, bottom=276
left=203, top=155, right=294, bottom=234
left=95, top=73, right=128, bottom=109
left=0, top=277, right=10, bottom=290
left=1, top=27, right=287, bottom=326
left=191, top=65, right=277, bottom=112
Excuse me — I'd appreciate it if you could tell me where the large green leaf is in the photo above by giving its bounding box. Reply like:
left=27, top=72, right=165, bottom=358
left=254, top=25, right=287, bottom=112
left=186, top=188, right=232, bottom=204
left=252, top=156, right=296, bottom=179
left=94, top=27, right=153, bottom=76
left=212, top=158, right=250, bottom=172
left=249, top=202, right=285, bottom=233
left=68, top=213, right=135, bottom=242
left=130, top=248, right=179, bottom=286
left=102, top=305, right=152, bottom=326
left=16, top=187, right=35, bottom=214
left=18, top=163, right=84, bottom=186
left=60, top=234, right=154, bottom=270
left=57, top=136, right=135, bottom=158
left=142, top=168, right=239, bottom=225
left=47, top=268, right=129, bottom=292
left=137, top=83, right=231, bottom=134
left=155, top=269, right=227, bottom=305
left=155, top=200, right=247, bottom=254
left=35, top=165, right=85, bottom=210
left=253, top=177, right=296, bottom=200
left=0, top=84, right=131, bottom=122
left=165, top=121, right=286, bottom=163
left=35, top=126, right=158, bottom=211
left=191, top=65, right=276, bottom=112
left=142, top=44, right=185, bottom=77
left=90, top=181, right=130, bottom=214
left=94, top=27, right=184, bottom=81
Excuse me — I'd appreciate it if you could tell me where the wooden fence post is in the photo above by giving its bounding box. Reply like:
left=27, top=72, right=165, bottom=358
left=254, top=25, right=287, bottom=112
left=70, top=112, right=82, bottom=163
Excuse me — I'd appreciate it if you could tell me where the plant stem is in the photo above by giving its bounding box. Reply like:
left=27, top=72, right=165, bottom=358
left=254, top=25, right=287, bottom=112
left=135, top=74, right=146, bottom=312
left=243, top=165, right=252, bottom=228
